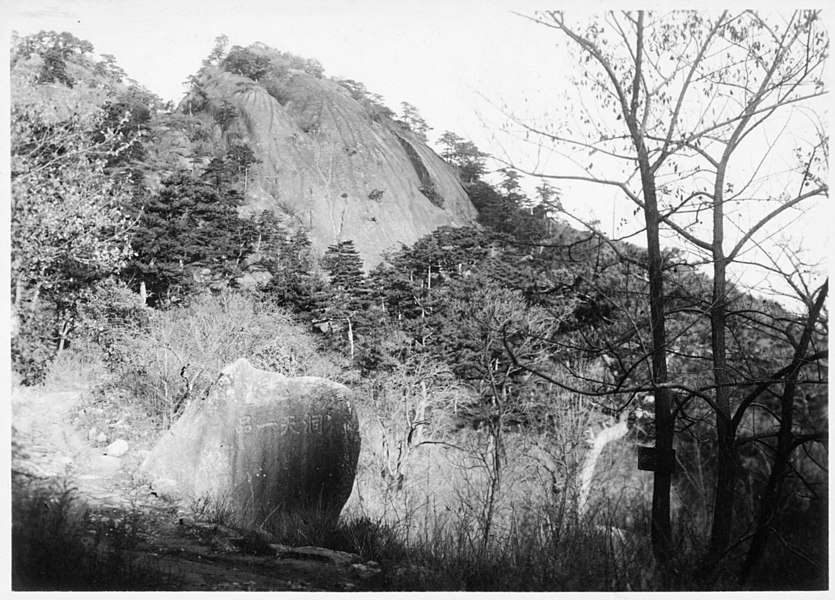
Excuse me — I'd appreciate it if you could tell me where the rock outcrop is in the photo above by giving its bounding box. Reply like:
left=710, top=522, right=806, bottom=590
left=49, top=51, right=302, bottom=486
left=179, top=66, right=478, bottom=265
left=140, top=358, right=361, bottom=529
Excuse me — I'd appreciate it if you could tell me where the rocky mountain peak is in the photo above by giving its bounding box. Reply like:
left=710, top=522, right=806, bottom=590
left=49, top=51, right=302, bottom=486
left=181, top=61, right=478, bottom=266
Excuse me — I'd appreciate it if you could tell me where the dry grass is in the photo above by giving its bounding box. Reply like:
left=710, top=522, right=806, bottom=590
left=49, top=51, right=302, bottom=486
left=42, top=342, right=109, bottom=391
left=11, top=478, right=178, bottom=591
left=342, top=375, right=661, bottom=590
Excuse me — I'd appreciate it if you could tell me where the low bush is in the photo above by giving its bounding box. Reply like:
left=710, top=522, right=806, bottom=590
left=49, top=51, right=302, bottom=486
left=11, top=306, right=57, bottom=386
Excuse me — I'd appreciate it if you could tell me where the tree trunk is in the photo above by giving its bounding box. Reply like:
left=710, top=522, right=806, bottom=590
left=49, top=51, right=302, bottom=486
left=31, top=282, right=41, bottom=313
left=708, top=163, right=736, bottom=560
left=14, top=277, right=25, bottom=309
left=643, top=178, right=675, bottom=568
left=414, top=380, right=429, bottom=445
left=480, top=407, right=504, bottom=561
left=635, top=123, right=675, bottom=569
left=12, top=278, right=24, bottom=339
left=57, top=319, right=72, bottom=353
left=346, top=316, right=354, bottom=360
left=708, top=272, right=737, bottom=558
left=624, top=13, right=674, bottom=567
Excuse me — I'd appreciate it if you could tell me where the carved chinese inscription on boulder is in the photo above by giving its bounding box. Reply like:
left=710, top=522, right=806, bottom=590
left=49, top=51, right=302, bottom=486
left=140, top=358, right=361, bottom=528
left=235, top=412, right=333, bottom=436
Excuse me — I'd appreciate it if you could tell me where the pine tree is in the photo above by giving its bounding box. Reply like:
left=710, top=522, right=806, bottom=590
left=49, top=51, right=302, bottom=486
left=318, top=241, right=369, bottom=359
left=259, top=219, right=323, bottom=315
left=399, top=102, right=431, bottom=142
left=437, top=131, right=488, bottom=184
left=321, top=241, right=365, bottom=295
left=124, top=173, right=252, bottom=305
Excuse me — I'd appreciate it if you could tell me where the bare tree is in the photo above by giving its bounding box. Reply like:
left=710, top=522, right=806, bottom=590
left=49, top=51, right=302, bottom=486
left=503, top=9, right=828, bottom=578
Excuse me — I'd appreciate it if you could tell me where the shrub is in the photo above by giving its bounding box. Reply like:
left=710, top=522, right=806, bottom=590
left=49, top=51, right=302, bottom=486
left=74, top=278, right=150, bottom=368
left=12, top=306, right=56, bottom=385
left=12, top=279, right=149, bottom=388
left=419, top=183, right=445, bottom=208
left=96, top=290, right=351, bottom=428
left=221, top=47, right=272, bottom=81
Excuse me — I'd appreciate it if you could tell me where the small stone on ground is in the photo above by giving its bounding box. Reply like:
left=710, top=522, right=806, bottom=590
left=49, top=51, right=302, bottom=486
left=104, top=438, right=129, bottom=457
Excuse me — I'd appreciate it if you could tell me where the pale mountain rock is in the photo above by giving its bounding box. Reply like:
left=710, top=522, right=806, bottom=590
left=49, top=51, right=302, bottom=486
left=179, top=67, right=478, bottom=266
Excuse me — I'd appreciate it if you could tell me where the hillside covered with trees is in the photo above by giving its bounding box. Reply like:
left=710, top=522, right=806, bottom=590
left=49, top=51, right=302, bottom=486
left=10, top=13, right=829, bottom=592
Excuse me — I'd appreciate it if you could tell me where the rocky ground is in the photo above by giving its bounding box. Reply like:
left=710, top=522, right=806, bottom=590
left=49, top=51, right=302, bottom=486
left=11, top=386, right=391, bottom=591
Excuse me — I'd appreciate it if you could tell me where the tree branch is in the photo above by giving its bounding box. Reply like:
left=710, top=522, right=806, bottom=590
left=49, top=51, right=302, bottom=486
left=731, top=284, right=828, bottom=432
left=727, top=185, right=828, bottom=261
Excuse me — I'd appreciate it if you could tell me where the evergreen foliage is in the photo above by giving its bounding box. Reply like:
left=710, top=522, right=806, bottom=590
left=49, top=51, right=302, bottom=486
left=123, top=172, right=254, bottom=305
left=398, top=102, right=431, bottom=141
left=200, top=143, right=259, bottom=192
left=315, top=241, right=372, bottom=357
left=467, top=180, right=548, bottom=242
left=257, top=220, right=324, bottom=315
left=95, top=85, right=161, bottom=171
left=336, top=78, right=396, bottom=121
left=321, top=241, right=365, bottom=294
left=12, top=30, right=95, bottom=87
left=437, top=131, right=488, bottom=184
left=222, top=46, right=273, bottom=81
left=220, top=43, right=325, bottom=82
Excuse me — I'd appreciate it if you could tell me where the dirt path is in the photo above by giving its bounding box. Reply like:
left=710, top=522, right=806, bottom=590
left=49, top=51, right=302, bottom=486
left=13, top=388, right=134, bottom=507
left=11, top=386, right=388, bottom=591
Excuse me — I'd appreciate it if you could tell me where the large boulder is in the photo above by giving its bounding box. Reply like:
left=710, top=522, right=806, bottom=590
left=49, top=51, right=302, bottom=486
left=140, top=358, right=361, bottom=528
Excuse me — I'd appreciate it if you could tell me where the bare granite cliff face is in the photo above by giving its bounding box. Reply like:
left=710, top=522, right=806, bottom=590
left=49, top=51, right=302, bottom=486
left=183, top=68, right=477, bottom=265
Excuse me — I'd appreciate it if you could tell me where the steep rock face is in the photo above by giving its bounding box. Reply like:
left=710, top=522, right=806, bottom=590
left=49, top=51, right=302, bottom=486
left=186, top=69, right=477, bottom=265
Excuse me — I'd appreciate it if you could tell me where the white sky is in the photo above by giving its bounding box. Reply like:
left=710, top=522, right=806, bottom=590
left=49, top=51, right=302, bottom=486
left=3, top=0, right=565, bottom=156
left=2, top=0, right=831, bottom=307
